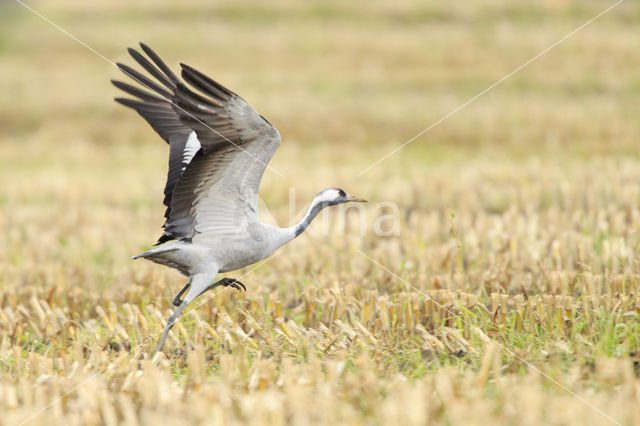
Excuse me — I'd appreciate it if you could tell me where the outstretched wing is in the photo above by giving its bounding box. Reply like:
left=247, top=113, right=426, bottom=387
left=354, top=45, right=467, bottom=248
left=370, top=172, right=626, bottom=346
left=113, top=43, right=281, bottom=244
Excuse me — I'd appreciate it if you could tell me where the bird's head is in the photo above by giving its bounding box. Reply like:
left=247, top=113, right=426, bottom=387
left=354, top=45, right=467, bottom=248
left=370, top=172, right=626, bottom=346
left=293, top=187, right=367, bottom=237
left=316, top=187, right=367, bottom=206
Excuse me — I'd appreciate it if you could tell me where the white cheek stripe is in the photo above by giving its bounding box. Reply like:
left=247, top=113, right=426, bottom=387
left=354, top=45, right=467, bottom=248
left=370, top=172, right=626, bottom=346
left=317, top=189, right=340, bottom=203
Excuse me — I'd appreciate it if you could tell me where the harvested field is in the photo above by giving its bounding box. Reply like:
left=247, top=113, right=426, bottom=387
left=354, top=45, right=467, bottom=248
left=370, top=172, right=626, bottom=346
left=1, top=0, right=639, bottom=424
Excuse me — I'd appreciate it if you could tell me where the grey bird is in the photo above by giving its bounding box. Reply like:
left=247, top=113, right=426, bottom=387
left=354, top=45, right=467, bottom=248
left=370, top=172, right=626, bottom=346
left=112, top=43, right=366, bottom=353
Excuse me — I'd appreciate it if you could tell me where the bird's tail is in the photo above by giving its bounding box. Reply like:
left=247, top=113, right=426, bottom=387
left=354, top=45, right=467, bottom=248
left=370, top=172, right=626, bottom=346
left=131, top=244, right=176, bottom=260
left=131, top=252, right=146, bottom=260
left=130, top=245, right=188, bottom=274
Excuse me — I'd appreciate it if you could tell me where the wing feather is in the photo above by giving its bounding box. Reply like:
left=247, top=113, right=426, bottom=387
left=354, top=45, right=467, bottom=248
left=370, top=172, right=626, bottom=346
left=113, top=44, right=281, bottom=244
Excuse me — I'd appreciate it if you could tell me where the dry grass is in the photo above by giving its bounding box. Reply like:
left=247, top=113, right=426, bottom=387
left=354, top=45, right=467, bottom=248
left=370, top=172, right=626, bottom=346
left=1, top=0, right=640, bottom=424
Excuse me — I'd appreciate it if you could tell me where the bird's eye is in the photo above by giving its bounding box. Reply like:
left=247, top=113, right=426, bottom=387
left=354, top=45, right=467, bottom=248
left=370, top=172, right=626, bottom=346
left=338, top=189, right=346, bottom=197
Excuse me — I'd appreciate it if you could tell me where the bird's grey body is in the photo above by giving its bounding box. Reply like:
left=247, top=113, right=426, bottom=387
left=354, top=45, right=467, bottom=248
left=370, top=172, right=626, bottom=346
left=113, top=43, right=365, bottom=352
left=134, top=223, right=295, bottom=275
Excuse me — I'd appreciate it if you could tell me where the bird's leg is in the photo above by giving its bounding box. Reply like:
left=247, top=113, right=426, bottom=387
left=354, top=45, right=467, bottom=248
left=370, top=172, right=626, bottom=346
left=198, top=277, right=246, bottom=297
left=172, top=278, right=245, bottom=308
left=172, top=282, right=191, bottom=307
left=155, top=299, right=188, bottom=353
left=155, top=276, right=246, bottom=353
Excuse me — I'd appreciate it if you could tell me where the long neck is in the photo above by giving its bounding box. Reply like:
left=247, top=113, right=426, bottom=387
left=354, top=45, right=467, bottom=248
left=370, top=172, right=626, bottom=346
left=267, top=197, right=329, bottom=254
left=292, top=198, right=328, bottom=238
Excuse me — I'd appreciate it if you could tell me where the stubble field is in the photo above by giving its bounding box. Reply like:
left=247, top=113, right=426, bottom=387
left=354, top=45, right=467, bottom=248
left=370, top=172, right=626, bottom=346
left=1, top=0, right=640, bottom=424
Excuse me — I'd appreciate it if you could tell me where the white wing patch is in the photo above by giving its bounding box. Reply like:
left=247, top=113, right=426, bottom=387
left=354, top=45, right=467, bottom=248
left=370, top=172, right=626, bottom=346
left=181, top=131, right=201, bottom=172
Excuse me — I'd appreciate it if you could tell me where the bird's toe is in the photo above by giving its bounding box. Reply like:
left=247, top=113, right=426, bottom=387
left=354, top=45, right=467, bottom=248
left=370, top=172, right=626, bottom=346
left=223, top=278, right=246, bottom=292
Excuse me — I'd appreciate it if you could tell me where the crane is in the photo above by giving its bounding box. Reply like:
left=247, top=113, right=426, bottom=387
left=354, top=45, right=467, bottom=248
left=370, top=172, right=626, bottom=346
left=112, top=43, right=366, bottom=353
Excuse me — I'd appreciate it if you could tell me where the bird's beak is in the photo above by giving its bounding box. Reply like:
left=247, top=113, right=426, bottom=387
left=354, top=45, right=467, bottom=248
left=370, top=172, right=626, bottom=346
left=346, top=194, right=367, bottom=203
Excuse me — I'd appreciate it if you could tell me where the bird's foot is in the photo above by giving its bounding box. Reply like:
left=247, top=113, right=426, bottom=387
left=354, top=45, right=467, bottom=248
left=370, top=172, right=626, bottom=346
left=171, top=295, right=183, bottom=307
left=172, top=282, right=191, bottom=307
left=221, top=278, right=246, bottom=292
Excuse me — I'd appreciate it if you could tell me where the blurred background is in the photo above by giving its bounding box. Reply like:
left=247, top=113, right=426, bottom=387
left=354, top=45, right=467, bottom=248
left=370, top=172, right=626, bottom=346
left=2, top=1, right=640, bottom=423
left=0, top=0, right=639, bottom=290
